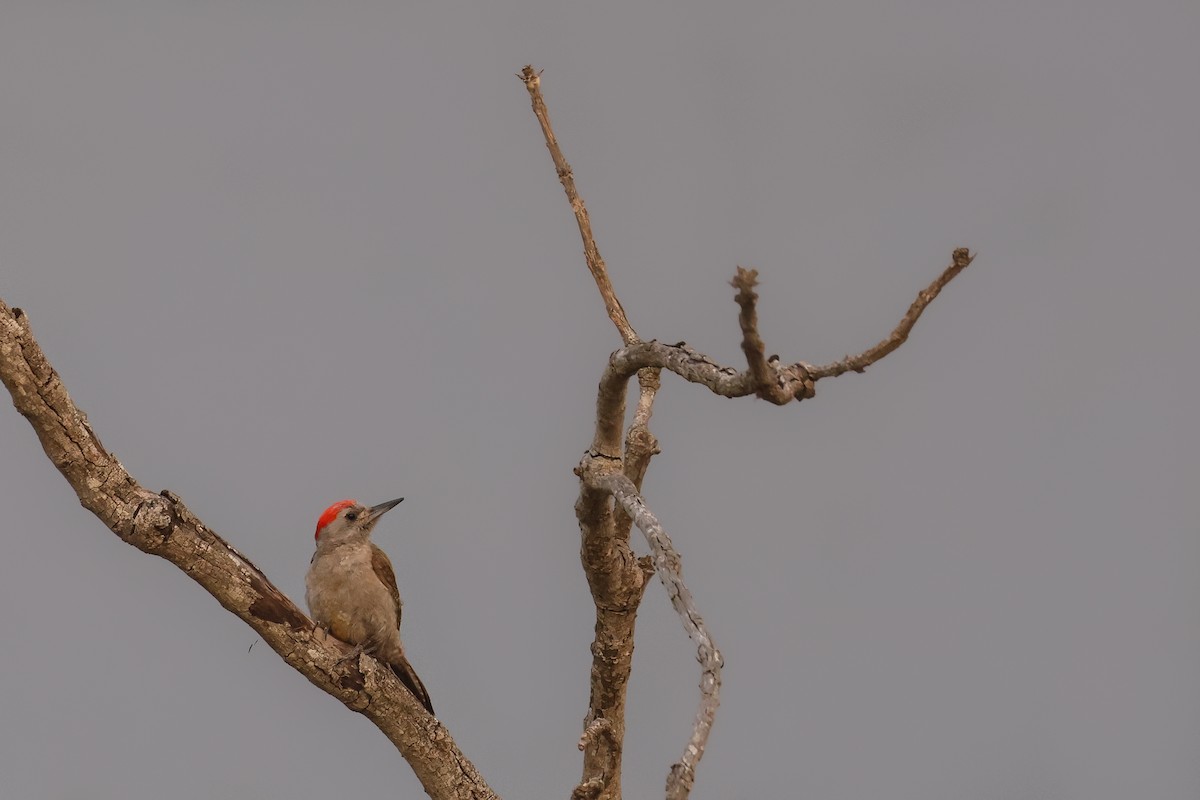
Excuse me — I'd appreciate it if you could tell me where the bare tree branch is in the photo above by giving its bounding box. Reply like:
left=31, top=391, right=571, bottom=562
left=731, top=266, right=773, bottom=393
left=521, top=64, right=973, bottom=800
left=521, top=64, right=663, bottom=800
left=591, top=249, right=974, bottom=453
left=572, top=461, right=651, bottom=800
left=520, top=64, right=638, bottom=347
left=730, top=266, right=812, bottom=405
left=613, top=366, right=662, bottom=544
left=577, top=249, right=973, bottom=800
left=586, top=464, right=720, bottom=800
left=807, top=247, right=975, bottom=379
left=0, top=299, right=498, bottom=800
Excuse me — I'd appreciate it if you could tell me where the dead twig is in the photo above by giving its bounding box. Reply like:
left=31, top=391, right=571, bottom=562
left=520, top=65, right=638, bottom=346
left=808, top=248, right=975, bottom=378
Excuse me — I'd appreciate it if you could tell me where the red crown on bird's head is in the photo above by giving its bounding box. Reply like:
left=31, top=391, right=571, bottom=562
left=315, top=499, right=357, bottom=540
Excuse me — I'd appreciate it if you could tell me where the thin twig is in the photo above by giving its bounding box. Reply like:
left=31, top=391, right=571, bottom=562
left=807, top=248, right=975, bottom=379
left=613, top=367, right=662, bottom=543
left=520, top=65, right=638, bottom=346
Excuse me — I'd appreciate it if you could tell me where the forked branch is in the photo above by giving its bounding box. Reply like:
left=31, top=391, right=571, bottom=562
left=592, top=250, right=974, bottom=455
left=521, top=64, right=975, bottom=800
left=521, top=63, right=668, bottom=800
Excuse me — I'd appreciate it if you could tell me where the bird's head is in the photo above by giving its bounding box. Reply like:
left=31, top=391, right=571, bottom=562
left=314, top=497, right=403, bottom=546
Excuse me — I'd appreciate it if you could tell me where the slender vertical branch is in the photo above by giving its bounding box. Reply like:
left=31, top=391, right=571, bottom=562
left=521, top=64, right=656, bottom=800
left=520, top=65, right=638, bottom=347
left=731, top=266, right=815, bottom=403
left=613, top=367, right=662, bottom=543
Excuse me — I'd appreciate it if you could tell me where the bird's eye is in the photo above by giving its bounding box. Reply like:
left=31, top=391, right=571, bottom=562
left=345, top=511, right=359, bottom=521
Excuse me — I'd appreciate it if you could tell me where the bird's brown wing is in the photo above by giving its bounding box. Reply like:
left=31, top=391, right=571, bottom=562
left=369, top=542, right=434, bottom=714
left=370, top=543, right=403, bottom=628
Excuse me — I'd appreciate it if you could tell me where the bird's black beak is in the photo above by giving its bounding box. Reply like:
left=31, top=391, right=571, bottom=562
left=366, top=497, right=404, bottom=522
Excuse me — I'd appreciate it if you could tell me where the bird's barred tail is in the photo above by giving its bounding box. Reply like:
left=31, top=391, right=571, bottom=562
left=390, top=655, right=434, bottom=715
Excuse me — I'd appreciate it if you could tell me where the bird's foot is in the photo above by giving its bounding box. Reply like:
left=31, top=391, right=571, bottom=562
left=334, top=643, right=367, bottom=668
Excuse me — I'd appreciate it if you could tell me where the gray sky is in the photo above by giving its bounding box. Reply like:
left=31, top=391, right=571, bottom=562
left=2, top=3, right=1198, bottom=798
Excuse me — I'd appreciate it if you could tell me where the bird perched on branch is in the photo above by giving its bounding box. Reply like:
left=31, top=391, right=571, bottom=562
left=305, top=497, right=434, bottom=715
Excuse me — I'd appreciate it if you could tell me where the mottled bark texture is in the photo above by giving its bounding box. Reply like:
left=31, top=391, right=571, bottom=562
left=521, top=65, right=973, bottom=800
left=0, top=300, right=497, bottom=800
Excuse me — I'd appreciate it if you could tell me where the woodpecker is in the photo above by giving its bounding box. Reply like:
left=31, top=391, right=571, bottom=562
left=305, top=497, right=434, bottom=715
